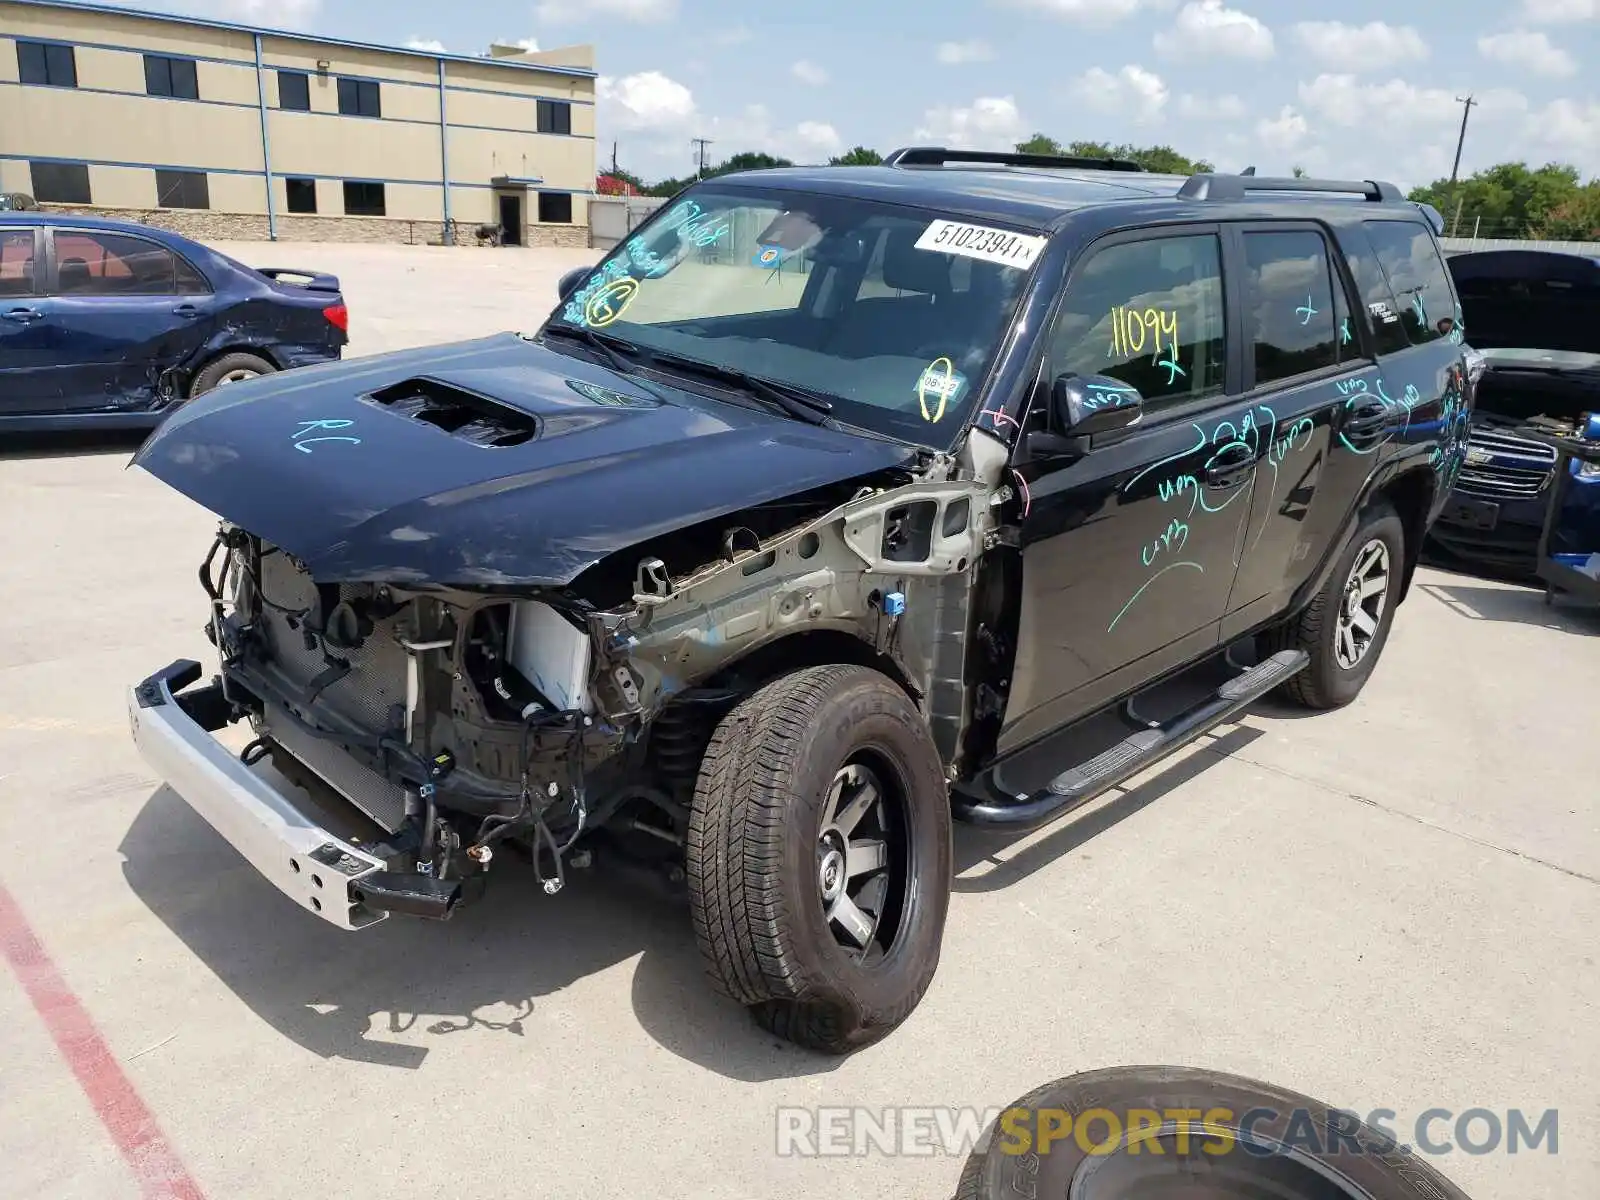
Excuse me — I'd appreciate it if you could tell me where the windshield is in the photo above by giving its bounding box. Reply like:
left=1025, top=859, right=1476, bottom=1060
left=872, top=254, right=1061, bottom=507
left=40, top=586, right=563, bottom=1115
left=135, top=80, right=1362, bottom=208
left=547, top=185, right=1041, bottom=445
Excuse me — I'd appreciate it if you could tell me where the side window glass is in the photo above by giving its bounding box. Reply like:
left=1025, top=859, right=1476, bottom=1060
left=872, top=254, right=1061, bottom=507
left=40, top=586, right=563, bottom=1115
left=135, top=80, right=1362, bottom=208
left=1335, top=227, right=1410, bottom=356
left=1048, top=233, right=1226, bottom=409
left=0, top=231, right=36, bottom=297
left=1242, top=230, right=1338, bottom=386
left=1363, top=219, right=1458, bottom=345
left=52, top=232, right=184, bottom=296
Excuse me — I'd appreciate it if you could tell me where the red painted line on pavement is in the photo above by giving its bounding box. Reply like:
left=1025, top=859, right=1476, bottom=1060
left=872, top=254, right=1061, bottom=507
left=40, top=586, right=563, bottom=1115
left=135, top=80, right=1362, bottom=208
left=0, top=880, right=206, bottom=1200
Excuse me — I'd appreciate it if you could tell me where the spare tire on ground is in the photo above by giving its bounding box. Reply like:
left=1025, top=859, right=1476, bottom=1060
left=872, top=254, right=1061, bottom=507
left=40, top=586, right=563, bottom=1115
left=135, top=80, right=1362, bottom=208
left=956, top=1066, right=1474, bottom=1200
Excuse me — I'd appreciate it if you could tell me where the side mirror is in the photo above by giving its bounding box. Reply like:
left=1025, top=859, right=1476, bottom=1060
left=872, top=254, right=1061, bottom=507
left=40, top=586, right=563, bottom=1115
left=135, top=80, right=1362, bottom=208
left=1054, top=373, right=1144, bottom=436
left=556, top=265, right=590, bottom=302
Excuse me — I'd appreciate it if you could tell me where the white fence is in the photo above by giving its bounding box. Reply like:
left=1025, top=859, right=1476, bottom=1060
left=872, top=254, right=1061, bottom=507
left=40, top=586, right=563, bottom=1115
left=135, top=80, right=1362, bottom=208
left=588, top=196, right=668, bottom=249
left=1441, top=237, right=1600, bottom=257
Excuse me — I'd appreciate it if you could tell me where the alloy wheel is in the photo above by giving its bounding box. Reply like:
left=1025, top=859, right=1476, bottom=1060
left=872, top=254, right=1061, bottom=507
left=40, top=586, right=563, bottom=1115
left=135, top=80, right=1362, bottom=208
left=816, top=759, right=905, bottom=962
left=1335, top=538, right=1390, bottom=670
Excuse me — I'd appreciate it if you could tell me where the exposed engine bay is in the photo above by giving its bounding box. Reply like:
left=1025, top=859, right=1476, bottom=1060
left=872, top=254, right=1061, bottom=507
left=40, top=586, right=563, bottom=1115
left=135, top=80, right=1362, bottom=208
left=195, top=430, right=1015, bottom=916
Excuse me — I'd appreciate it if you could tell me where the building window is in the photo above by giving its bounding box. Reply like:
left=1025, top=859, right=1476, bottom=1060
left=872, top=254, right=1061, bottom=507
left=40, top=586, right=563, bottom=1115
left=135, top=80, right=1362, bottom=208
left=537, top=192, right=573, bottom=224
left=156, top=170, right=210, bottom=210
left=343, top=180, right=386, bottom=216
left=336, top=77, right=381, bottom=118
left=17, top=40, right=78, bottom=88
left=144, top=54, right=200, bottom=100
left=285, top=178, right=317, bottom=214
left=536, top=99, right=572, bottom=135
left=278, top=70, right=311, bottom=111
left=29, top=161, right=91, bottom=205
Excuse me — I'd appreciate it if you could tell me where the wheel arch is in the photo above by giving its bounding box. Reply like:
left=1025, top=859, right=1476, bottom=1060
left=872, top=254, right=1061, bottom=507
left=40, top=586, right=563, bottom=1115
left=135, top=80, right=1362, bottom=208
left=1375, top=467, right=1436, bottom=604
left=698, top=627, right=918, bottom=701
left=182, top=342, right=284, bottom=396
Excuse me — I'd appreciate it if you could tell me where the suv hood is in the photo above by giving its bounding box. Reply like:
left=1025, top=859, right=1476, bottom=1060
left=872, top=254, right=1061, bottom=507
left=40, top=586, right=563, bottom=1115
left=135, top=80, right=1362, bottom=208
left=134, top=332, right=918, bottom=587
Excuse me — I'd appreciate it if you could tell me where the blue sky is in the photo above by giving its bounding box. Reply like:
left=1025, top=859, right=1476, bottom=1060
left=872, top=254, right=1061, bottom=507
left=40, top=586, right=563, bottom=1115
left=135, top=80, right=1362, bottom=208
left=112, top=0, right=1599, bottom=191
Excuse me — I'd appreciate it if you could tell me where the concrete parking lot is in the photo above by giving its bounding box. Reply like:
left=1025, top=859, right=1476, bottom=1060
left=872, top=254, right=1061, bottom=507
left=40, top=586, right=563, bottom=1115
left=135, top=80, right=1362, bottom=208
left=2, top=243, right=1597, bottom=1200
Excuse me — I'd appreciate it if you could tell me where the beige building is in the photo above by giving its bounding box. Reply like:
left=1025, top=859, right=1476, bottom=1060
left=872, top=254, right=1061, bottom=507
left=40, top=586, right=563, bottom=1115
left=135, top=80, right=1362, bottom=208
left=0, top=0, right=597, bottom=245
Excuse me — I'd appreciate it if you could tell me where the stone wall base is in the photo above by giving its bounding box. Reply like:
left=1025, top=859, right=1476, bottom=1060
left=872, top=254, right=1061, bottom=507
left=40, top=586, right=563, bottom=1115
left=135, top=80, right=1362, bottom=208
left=37, top=204, right=591, bottom=249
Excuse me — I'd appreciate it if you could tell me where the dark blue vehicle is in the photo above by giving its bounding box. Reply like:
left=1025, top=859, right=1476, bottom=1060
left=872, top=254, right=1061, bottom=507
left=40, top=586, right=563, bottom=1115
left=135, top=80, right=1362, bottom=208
left=1428, top=248, right=1600, bottom=574
left=0, top=213, right=347, bottom=433
left=127, top=150, right=1469, bottom=1059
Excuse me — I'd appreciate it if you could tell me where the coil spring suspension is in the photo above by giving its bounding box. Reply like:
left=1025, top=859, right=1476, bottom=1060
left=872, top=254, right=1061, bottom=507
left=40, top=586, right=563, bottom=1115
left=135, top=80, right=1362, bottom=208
left=649, top=703, right=709, bottom=802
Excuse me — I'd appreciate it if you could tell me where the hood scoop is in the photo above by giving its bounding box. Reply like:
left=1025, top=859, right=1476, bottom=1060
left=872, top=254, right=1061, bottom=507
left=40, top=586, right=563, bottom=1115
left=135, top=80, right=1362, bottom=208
left=367, top=377, right=538, bottom=448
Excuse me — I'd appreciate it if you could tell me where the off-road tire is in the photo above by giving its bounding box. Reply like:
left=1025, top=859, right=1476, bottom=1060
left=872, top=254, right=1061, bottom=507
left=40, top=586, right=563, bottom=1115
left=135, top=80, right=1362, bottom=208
left=954, top=1066, right=1472, bottom=1200
left=188, top=351, right=276, bottom=398
left=687, top=664, right=952, bottom=1055
left=1269, top=501, right=1405, bottom=710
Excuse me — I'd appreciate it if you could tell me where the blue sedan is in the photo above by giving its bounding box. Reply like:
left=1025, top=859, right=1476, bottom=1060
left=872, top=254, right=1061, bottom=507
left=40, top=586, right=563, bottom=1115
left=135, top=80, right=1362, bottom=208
left=0, top=213, right=348, bottom=433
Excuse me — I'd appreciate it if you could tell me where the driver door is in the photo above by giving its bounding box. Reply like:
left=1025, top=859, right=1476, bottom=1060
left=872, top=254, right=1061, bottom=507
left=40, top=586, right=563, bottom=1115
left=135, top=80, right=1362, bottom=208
left=999, top=226, right=1261, bottom=755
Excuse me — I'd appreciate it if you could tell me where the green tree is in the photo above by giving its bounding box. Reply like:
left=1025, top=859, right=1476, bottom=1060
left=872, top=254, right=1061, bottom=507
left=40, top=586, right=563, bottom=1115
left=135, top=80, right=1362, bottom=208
left=1291, top=165, right=1308, bottom=178
left=829, top=146, right=883, bottom=166
left=712, top=151, right=795, bottom=175
left=1015, top=133, right=1067, bottom=155
left=1016, top=137, right=1212, bottom=174
left=1536, top=183, right=1600, bottom=240
left=1408, top=162, right=1586, bottom=238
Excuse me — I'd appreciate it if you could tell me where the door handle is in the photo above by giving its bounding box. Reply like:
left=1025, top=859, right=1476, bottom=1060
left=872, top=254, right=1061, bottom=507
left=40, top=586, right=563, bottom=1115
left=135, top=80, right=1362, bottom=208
left=1343, top=400, right=1389, bottom=435
left=172, top=304, right=200, bottom=318
left=1204, top=443, right=1256, bottom=488
left=2, top=307, right=42, bottom=323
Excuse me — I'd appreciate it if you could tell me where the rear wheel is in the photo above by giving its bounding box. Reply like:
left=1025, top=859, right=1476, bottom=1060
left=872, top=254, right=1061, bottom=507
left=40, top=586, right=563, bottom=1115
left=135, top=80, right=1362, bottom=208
left=188, top=351, right=275, bottom=398
left=1269, top=502, right=1405, bottom=709
left=687, top=664, right=952, bottom=1054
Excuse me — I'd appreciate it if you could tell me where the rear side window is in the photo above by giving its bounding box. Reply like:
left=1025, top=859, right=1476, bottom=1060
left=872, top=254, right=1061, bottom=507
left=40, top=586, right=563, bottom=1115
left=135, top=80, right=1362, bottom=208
left=1335, top=226, right=1410, bottom=356
left=0, top=230, right=37, bottom=297
left=51, top=231, right=209, bottom=296
left=1048, top=233, right=1227, bottom=408
left=1362, top=220, right=1458, bottom=345
left=1241, top=229, right=1340, bottom=386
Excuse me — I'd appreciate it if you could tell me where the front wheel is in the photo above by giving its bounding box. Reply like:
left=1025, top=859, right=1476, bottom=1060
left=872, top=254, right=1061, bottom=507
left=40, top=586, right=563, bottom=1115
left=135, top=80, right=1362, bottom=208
left=686, top=664, right=952, bottom=1054
left=1269, top=501, right=1405, bottom=709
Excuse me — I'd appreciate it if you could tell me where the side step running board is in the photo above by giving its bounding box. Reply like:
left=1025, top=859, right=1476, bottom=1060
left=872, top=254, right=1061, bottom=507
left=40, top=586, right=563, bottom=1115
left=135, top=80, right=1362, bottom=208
left=953, top=649, right=1308, bottom=831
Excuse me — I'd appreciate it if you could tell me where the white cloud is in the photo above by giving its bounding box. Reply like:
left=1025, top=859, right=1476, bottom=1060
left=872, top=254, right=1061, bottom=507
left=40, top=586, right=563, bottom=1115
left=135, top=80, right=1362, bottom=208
left=795, top=121, right=843, bottom=156
left=1291, top=21, right=1428, bottom=70
left=791, top=59, right=829, bottom=86
left=496, top=37, right=541, bottom=52
left=999, top=0, right=1152, bottom=23
left=1519, top=0, right=1597, bottom=19
left=912, top=96, right=1026, bottom=150
left=1522, top=98, right=1600, bottom=170
left=597, top=70, right=696, bottom=130
left=1068, top=65, right=1169, bottom=122
left=536, top=0, right=676, bottom=23
left=936, top=39, right=996, bottom=63
left=1178, top=93, right=1247, bottom=120
left=712, top=26, right=753, bottom=45
left=1255, top=106, right=1308, bottom=151
left=1154, top=1, right=1274, bottom=59
left=1477, top=29, right=1576, bottom=76
left=404, top=37, right=446, bottom=52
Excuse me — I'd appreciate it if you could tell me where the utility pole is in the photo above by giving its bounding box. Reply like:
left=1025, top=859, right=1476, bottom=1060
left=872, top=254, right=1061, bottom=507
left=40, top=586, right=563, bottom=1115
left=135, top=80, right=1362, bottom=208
left=691, top=137, right=713, bottom=178
left=611, top=141, right=618, bottom=173
left=1448, top=94, right=1477, bottom=236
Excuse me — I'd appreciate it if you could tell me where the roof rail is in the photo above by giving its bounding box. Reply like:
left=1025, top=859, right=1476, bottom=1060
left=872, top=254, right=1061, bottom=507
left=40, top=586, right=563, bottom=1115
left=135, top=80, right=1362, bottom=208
left=1178, top=173, right=1405, bottom=202
left=883, top=146, right=1146, bottom=173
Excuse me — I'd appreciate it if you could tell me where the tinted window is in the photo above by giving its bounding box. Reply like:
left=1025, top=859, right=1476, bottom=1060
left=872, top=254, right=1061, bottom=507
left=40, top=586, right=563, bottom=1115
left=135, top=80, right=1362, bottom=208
left=537, top=191, right=572, bottom=223
left=1242, top=230, right=1340, bottom=385
left=156, top=170, right=210, bottom=210
left=1364, top=220, right=1458, bottom=344
left=1335, top=226, right=1409, bottom=356
left=0, top=230, right=37, bottom=297
left=337, top=77, right=381, bottom=118
left=285, top=177, right=317, bottom=214
left=30, top=160, right=91, bottom=205
left=51, top=231, right=207, bottom=296
left=17, top=41, right=77, bottom=87
left=343, top=180, right=386, bottom=216
left=1048, top=233, right=1226, bottom=407
left=278, top=70, right=310, bottom=110
left=537, top=99, right=572, bottom=135
left=144, top=54, right=199, bottom=100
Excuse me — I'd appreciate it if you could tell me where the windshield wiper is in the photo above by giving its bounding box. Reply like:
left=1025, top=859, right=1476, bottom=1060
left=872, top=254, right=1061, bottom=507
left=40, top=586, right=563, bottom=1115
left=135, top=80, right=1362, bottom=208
left=641, top=350, right=836, bottom=427
left=542, top=322, right=647, bottom=373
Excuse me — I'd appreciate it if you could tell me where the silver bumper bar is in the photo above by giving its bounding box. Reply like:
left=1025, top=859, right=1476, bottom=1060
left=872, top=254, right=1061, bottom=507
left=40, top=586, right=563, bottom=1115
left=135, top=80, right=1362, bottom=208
left=128, top=665, right=390, bottom=930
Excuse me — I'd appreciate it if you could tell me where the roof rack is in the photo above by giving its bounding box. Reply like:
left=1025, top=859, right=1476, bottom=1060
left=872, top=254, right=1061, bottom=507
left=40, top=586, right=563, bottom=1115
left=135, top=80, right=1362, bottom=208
left=1178, top=173, right=1405, bottom=202
left=882, top=146, right=1147, bottom=173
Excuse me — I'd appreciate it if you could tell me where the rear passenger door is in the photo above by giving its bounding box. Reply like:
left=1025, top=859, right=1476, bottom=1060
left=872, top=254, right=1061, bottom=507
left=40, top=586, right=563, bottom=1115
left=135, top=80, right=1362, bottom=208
left=1223, top=222, right=1367, bottom=623
left=44, top=228, right=216, bottom=410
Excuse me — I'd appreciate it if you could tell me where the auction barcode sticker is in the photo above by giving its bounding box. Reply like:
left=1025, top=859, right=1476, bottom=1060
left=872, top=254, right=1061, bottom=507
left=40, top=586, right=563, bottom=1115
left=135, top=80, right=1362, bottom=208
left=915, top=220, right=1047, bottom=270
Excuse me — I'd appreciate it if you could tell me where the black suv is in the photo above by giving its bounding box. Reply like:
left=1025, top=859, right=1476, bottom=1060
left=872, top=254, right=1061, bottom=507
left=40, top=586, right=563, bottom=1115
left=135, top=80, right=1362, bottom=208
left=129, top=148, right=1472, bottom=1054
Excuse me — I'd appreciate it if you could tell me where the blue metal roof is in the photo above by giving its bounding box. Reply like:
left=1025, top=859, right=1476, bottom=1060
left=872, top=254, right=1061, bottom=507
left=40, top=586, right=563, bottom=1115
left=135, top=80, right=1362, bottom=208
left=0, top=0, right=599, bottom=78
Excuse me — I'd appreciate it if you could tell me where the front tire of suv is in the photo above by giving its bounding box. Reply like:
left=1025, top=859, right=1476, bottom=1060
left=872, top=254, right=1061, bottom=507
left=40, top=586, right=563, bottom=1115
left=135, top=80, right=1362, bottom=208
left=1270, top=501, right=1405, bottom=709
left=687, top=664, right=952, bottom=1054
